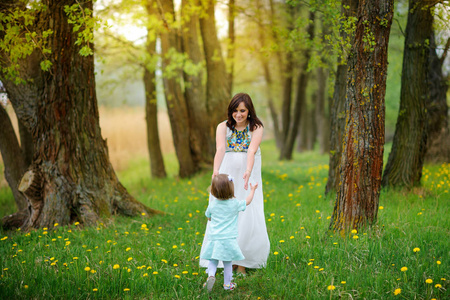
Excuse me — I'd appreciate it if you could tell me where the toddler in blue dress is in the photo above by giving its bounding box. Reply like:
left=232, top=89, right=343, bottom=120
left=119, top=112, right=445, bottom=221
left=200, top=173, right=258, bottom=292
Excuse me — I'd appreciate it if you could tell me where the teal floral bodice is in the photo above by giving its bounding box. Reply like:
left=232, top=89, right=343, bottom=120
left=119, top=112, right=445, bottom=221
left=226, top=125, right=251, bottom=152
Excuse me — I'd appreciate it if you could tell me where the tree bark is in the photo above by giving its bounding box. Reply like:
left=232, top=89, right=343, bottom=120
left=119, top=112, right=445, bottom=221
left=325, top=0, right=359, bottom=195
left=329, top=0, right=393, bottom=232
left=316, top=67, right=329, bottom=154
left=424, top=32, right=449, bottom=163
left=199, top=0, right=231, bottom=141
left=0, top=105, right=28, bottom=211
left=0, top=0, right=162, bottom=230
left=382, top=0, right=432, bottom=188
left=181, top=0, right=215, bottom=167
left=280, top=11, right=315, bottom=160
left=156, top=0, right=198, bottom=178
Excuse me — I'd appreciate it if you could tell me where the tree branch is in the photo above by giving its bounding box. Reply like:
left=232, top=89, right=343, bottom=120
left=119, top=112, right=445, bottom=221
left=439, top=37, right=450, bottom=67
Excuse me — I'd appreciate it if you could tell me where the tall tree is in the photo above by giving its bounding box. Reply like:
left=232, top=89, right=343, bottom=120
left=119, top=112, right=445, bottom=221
left=329, top=0, right=394, bottom=232
left=155, top=0, right=198, bottom=177
left=382, top=0, right=433, bottom=188
left=280, top=10, right=315, bottom=160
left=199, top=0, right=231, bottom=140
left=0, top=0, right=161, bottom=229
left=424, top=31, right=450, bottom=163
left=325, top=0, right=359, bottom=195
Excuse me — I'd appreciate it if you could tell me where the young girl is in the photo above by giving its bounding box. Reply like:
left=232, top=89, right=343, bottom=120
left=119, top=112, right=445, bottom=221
left=200, top=174, right=258, bottom=292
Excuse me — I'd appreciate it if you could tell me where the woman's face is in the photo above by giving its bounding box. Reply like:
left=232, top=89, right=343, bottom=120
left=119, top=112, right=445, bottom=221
left=232, top=102, right=249, bottom=125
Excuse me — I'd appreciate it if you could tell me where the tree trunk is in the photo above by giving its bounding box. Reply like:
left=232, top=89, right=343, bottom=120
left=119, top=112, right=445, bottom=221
left=325, top=0, right=358, bottom=195
left=280, top=11, right=315, bottom=160
left=199, top=0, right=230, bottom=141
left=18, top=118, right=34, bottom=166
left=156, top=0, right=198, bottom=178
left=382, top=0, right=432, bottom=188
left=256, top=0, right=281, bottom=147
left=143, top=21, right=167, bottom=178
left=181, top=0, right=214, bottom=168
left=0, top=105, right=28, bottom=211
left=329, top=0, right=394, bottom=232
left=0, top=0, right=161, bottom=230
left=316, top=67, right=329, bottom=154
left=424, top=33, right=449, bottom=163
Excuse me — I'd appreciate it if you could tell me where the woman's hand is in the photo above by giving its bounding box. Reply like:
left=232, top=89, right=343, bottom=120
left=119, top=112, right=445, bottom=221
left=243, top=169, right=251, bottom=190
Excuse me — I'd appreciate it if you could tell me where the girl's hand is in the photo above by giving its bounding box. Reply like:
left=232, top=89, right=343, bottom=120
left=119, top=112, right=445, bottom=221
left=243, top=170, right=251, bottom=190
left=212, top=170, right=219, bottom=179
left=250, top=182, right=258, bottom=191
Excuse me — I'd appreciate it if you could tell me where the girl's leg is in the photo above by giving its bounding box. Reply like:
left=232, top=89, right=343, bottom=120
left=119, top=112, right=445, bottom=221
left=207, top=259, right=219, bottom=277
left=223, top=261, right=233, bottom=286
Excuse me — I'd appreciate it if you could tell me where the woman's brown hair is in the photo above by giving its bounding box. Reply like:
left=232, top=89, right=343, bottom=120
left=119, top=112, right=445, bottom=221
left=211, top=174, right=235, bottom=200
left=226, top=93, right=263, bottom=132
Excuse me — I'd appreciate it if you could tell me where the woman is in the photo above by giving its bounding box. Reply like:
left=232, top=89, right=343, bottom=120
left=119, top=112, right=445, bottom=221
left=200, top=93, right=270, bottom=275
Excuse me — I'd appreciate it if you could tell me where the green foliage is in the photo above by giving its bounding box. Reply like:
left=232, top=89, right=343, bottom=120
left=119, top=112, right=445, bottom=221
left=64, top=3, right=102, bottom=57
left=0, top=2, right=52, bottom=84
left=0, top=140, right=448, bottom=299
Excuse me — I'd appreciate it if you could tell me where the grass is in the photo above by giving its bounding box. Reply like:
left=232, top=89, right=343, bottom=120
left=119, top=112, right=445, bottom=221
left=0, top=140, right=449, bottom=299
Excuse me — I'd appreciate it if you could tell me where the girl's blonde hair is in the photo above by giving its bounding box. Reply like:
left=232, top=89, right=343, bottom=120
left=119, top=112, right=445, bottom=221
left=211, top=174, right=234, bottom=200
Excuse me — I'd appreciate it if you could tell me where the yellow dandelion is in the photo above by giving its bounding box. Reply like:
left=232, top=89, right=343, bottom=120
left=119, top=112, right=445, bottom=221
left=1, top=236, right=8, bottom=241
left=307, top=262, right=313, bottom=266
left=273, top=252, right=279, bottom=255
left=74, top=222, right=80, bottom=225
left=435, top=284, right=442, bottom=288
left=314, top=266, right=319, bottom=269
left=315, top=210, right=320, bottom=213
left=379, top=206, right=384, bottom=210
left=84, top=267, right=91, bottom=272
left=319, top=268, right=324, bottom=271
left=93, top=288, right=98, bottom=292
left=124, top=288, right=130, bottom=292
left=90, top=270, right=96, bottom=274
left=113, top=264, right=120, bottom=269
left=192, top=272, right=199, bottom=275
left=54, top=223, right=59, bottom=227
left=353, top=235, right=359, bottom=240
left=341, top=281, right=346, bottom=284
left=426, top=278, right=433, bottom=284
left=182, top=271, right=188, bottom=274
left=24, top=285, right=28, bottom=289
left=436, top=261, right=441, bottom=265
left=306, top=236, right=311, bottom=239
left=127, top=257, right=133, bottom=261
left=413, top=247, right=420, bottom=252
left=401, top=267, right=407, bottom=272
left=141, top=224, right=147, bottom=228
left=351, top=229, right=357, bottom=234
left=153, top=271, right=158, bottom=275
left=173, top=245, right=178, bottom=249
left=141, top=212, right=146, bottom=216
left=327, top=285, right=336, bottom=290
left=279, top=240, right=285, bottom=243
left=161, top=259, right=168, bottom=263
left=125, top=247, right=131, bottom=251
left=394, top=288, right=401, bottom=295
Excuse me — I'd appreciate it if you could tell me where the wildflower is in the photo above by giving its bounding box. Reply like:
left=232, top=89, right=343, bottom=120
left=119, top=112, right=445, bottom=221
left=174, top=275, right=180, bottom=279
left=273, top=252, right=279, bottom=255
left=314, top=266, right=319, bottom=269
left=351, top=229, right=357, bottom=234
left=426, top=279, right=433, bottom=284
left=24, top=285, right=28, bottom=289
left=74, top=222, right=80, bottom=225
left=113, top=264, right=120, bottom=269
left=306, top=236, right=311, bottom=239
left=279, top=240, right=285, bottom=243
left=379, top=206, right=384, bottom=210
left=173, top=245, right=178, bottom=249
left=327, top=285, right=335, bottom=290
left=161, top=259, right=168, bottom=263
left=290, top=236, right=294, bottom=239
left=128, top=257, right=133, bottom=261
left=307, top=262, right=313, bottom=266
left=85, top=267, right=91, bottom=272
left=93, top=288, right=98, bottom=292
left=54, top=223, right=59, bottom=227
left=401, top=267, right=407, bottom=272
left=319, top=268, right=324, bottom=271
left=192, top=272, right=199, bottom=275
left=153, top=271, right=158, bottom=275
left=436, top=261, right=441, bottom=265
left=435, top=284, right=442, bottom=288
left=124, top=288, right=130, bottom=292
left=141, top=212, right=146, bottom=216
left=1, top=236, right=8, bottom=241
left=341, top=281, right=346, bottom=284
left=90, top=270, right=96, bottom=274
left=394, top=288, right=401, bottom=295
left=316, top=210, right=320, bottom=213
left=353, top=235, right=359, bottom=240
left=182, top=271, right=188, bottom=274
left=413, top=247, right=420, bottom=252
left=126, top=247, right=131, bottom=251
left=141, top=224, right=147, bottom=228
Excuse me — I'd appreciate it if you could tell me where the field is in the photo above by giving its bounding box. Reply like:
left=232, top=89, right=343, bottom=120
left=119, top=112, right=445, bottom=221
left=0, top=107, right=449, bottom=299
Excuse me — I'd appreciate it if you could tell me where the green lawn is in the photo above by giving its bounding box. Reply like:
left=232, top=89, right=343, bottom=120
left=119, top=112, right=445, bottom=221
left=0, top=140, right=449, bottom=299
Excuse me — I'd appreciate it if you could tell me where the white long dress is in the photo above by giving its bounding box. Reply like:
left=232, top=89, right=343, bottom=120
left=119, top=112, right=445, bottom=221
left=200, top=123, right=270, bottom=268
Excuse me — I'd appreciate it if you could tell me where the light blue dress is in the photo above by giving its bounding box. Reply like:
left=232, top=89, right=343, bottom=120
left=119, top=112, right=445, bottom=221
left=200, top=197, right=246, bottom=262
